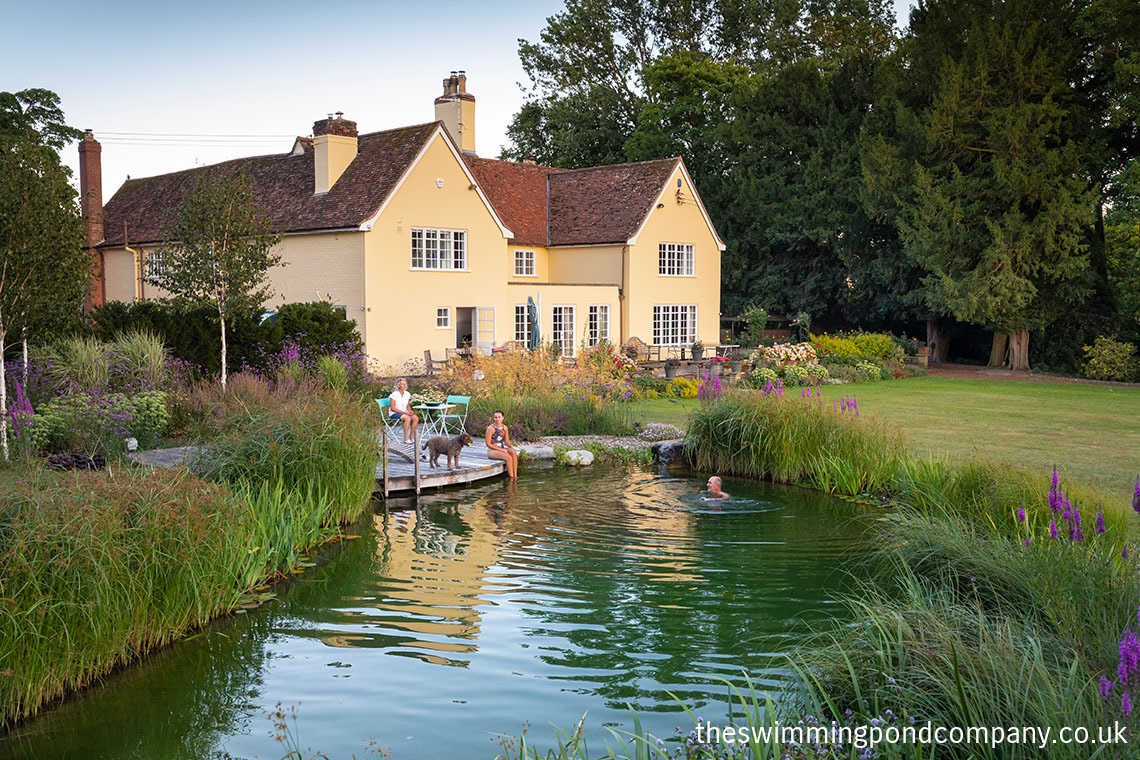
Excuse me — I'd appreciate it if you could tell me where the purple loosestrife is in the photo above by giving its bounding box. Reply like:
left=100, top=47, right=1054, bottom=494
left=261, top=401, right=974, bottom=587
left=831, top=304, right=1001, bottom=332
left=1097, top=510, right=1107, bottom=534
left=1124, top=692, right=1133, bottom=717
left=1118, top=630, right=1140, bottom=684
left=1101, top=675, right=1114, bottom=699
left=1017, top=506, right=1027, bottom=522
left=1133, top=477, right=1140, bottom=515
left=1049, top=520, right=1059, bottom=539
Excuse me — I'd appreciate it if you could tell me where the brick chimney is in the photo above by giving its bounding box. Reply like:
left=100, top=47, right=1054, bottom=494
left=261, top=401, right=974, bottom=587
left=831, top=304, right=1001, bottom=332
left=78, top=130, right=105, bottom=309
left=312, top=112, right=358, bottom=194
left=434, top=70, right=476, bottom=155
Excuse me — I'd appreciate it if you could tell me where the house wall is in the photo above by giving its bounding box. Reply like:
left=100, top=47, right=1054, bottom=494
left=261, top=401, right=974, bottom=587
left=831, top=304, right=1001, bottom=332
left=546, top=245, right=624, bottom=286
left=507, top=282, right=620, bottom=356
left=102, top=247, right=138, bottom=303
left=361, top=132, right=511, bottom=370
left=507, top=244, right=549, bottom=283
left=625, top=166, right=722, bottom=348
left=265, top=230, right=365, bottom=320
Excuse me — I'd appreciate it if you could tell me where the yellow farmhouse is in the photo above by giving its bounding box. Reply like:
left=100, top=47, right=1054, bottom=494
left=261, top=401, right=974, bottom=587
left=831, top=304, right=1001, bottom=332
left=85, top=73, right=725, bottom=370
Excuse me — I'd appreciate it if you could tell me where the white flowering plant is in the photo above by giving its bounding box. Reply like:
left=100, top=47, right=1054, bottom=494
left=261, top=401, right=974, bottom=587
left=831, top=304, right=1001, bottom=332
left=752, top=342, right=818, bottom=371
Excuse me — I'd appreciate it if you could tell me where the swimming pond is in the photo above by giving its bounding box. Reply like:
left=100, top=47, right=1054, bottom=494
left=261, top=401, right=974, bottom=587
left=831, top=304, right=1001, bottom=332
left=0, top=465, right=869, bottom=759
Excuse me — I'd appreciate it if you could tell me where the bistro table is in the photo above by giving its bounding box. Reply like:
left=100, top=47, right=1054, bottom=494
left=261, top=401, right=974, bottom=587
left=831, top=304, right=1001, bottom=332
left=413, top=403, right=455, bottom=438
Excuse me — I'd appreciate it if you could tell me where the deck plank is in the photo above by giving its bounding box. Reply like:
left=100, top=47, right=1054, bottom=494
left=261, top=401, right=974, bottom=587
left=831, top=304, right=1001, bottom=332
left=377, top=438, right=506, bottom=495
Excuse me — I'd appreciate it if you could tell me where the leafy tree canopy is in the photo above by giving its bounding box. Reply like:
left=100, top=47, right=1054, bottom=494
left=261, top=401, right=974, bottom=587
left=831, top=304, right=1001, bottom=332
left=151, top=173, right=283, bottom=386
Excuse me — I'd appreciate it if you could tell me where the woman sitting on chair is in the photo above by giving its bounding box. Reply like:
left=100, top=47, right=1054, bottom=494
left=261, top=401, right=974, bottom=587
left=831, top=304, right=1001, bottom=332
left=388, top=377, right=419, bottom=444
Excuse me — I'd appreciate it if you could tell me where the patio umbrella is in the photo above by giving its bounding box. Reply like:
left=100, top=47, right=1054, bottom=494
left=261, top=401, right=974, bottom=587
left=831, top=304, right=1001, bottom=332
left=527, top=296, right=540, bottom=349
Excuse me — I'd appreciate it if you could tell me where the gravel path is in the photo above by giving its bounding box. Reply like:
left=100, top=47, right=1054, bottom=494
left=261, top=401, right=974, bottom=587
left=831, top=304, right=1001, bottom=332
left=533, top=435, right=655, bottom=450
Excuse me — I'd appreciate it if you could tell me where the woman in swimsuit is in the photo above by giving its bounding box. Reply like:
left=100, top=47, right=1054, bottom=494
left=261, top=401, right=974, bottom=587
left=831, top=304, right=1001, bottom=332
left=484, top=409, right=518, bottom=479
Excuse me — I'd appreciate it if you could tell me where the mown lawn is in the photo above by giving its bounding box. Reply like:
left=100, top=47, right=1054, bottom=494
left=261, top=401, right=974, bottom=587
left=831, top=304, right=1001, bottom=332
left=629, top=377, right=1140, bottom=501
left=819, top=376, right=1140, bottom=500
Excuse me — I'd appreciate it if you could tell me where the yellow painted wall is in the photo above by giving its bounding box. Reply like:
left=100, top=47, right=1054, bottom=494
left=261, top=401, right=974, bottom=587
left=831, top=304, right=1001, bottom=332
left=626, top=166, right=722, bottom=348
left=546, top=245, right=623, bottom=286
left=361, top=132, right=511, bottom=370
left=102, top=247, right=138, bottom=303
left=264, top=230, right=365, bottom=327
left=507, top=245, right=549, bottom=283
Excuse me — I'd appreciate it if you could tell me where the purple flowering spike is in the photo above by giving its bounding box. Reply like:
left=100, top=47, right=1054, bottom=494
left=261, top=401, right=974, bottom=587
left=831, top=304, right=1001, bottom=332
left=1133, top=477, right=1140, bottom=514
left=1096, top=510, right=1106, bottom=534
left=1023, top=539, right=1030, bottom=546
left=1049, top=520, right=1058, bottom=539
left=1017, top=507, right=1026, bottom=522
left=1137, top=605, right=1140, bottom=627
left=1052, top=466, right=1060, bottom=490
left=1124, top=692, right=1133, bottom=716
left=1100, top=675, right=1114, bottom=699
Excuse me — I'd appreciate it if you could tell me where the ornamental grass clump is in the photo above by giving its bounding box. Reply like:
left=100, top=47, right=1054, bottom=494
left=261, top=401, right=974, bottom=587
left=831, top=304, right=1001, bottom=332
left=686, top=391, right=904, bottom=491
left=0, top=467, right=248, bottom=725
left=190, top=373, right=377, bottom=529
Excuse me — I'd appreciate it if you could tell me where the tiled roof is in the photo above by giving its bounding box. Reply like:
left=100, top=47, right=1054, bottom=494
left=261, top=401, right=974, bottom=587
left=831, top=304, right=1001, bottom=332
left=101, top=123, right=438, bottom=247
left=464, top=158, right=564, bottom=247
left=101, top=120, right=682, bottom=251
left=466, top=157, right=679, bottom=247
left=547, top=159, right=678, bottom=246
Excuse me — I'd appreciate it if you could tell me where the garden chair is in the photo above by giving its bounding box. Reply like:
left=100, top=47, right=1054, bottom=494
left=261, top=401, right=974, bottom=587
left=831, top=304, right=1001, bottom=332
left=437, top=395, right=470, bottom=436
left=375, top=398, right=415, bottom=461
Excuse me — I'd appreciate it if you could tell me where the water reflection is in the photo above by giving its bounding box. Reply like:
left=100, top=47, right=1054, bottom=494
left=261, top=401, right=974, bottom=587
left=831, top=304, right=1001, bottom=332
left=0, top=466, right=867, bottom=760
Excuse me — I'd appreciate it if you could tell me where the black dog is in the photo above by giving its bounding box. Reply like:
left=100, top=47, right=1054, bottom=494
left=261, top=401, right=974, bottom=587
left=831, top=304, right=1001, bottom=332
left=422, top=432, right=473, bottom=470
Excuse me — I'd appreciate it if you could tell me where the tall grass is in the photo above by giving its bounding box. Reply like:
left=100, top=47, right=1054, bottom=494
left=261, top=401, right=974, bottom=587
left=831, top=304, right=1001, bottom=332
left=0, top=377, right=379, bottom=727
left=191, top=374, right=377, bottom=531
left=0, top=467, right=247, bottom=725
left=681, top=390, right=1140, bottom=757
left=686, top=391, right=906, bottom=495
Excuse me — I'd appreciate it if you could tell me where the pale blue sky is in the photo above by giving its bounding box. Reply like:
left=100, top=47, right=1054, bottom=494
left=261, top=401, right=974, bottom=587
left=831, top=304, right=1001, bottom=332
left=4, top=0, right=913, bottom=200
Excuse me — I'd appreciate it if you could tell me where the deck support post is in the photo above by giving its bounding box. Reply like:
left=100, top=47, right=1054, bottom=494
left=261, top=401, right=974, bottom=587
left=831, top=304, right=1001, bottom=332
left=413, top=426, right=421, bottom=495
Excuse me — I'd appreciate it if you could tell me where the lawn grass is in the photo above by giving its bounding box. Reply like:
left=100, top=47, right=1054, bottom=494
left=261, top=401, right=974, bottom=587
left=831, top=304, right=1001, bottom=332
left=627, top=376, right=1140, bottom=501
left=627, top=396, right=701, bottom=430
left=818, top=376, right=1140, bottom=501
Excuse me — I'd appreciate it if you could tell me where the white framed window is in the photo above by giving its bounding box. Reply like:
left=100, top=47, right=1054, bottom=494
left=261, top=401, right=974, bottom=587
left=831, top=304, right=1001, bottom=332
left=514, top=305, right=532, bottom=343
left=587, top=305, right=609, bottom=346
left=411, top=228, right=466, bottom=270
left=653, top=305, right=698, bottom=346
left=551, top=305, right=576, bottom=357
left=436, top=307, right=451, bottom=328
left=145, top=248, right=168, bottom=280
left=514, top=249, right=536, bottom=276
left=658, top=242, right=694, bottom=276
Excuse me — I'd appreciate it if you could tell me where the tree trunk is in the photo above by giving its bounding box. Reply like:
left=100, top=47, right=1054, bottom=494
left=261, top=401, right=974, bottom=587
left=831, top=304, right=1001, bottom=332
left=926, top=317, right=950, bottom=364
left=219, top=311, right=228, bottom=388
left=1008, top=329, right=1031, bottom=371
left=988, top=332, right=1008, bottom=367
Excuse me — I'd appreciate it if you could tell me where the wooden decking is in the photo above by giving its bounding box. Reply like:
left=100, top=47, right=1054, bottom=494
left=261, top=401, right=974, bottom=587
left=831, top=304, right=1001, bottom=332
left=377, top=435, right=506, bottom=497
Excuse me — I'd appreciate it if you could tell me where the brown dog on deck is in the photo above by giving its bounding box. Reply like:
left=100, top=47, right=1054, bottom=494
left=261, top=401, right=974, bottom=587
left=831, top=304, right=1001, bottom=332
left=421, top=432, right=473, bottom=470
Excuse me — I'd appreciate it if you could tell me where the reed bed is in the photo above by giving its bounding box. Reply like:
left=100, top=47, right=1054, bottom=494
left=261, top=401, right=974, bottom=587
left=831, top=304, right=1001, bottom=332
left=686, top=390, right=906, bottom=495
left=0, top=378, right=378, bottom=727
left=0, top=467, right=247, bottom=725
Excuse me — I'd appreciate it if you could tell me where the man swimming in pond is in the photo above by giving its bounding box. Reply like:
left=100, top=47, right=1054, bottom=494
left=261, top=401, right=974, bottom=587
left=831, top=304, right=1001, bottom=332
left=704, top=476, right=731, bottom=500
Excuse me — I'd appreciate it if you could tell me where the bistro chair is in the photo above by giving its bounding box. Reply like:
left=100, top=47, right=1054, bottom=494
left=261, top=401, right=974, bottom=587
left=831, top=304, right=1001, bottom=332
left=437, top=395, right=470, bottom=435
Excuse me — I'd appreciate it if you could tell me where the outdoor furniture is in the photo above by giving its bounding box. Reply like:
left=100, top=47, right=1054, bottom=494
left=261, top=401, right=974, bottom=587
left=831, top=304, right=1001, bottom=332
left=437, top=395, right=470, bottom=435
left=423, top=350, right=447, bottom=376
left=375, top=398, right=418, bottom=463
left=413, top=402, right=454, bottom=438
left=622, top=336, right=651, bottom=362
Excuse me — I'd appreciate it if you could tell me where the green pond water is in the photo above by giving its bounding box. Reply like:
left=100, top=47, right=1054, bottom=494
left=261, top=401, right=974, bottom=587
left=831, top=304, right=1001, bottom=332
left=0, top=465, right=869, bottom=760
